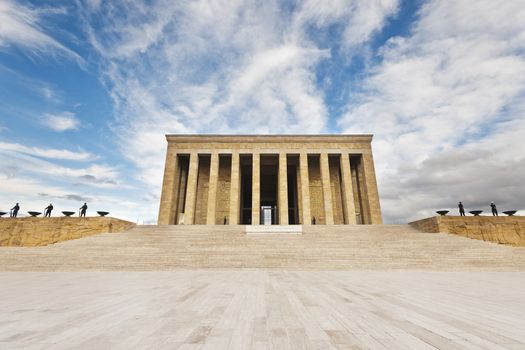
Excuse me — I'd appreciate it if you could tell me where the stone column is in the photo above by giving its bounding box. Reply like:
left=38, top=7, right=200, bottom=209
left=296, top=164, right=302, bottom=224
left=229, top=152, right=240, bottom=225
left=362, top=152, right=383, bottom=224
left=251, top=152, right=260, bottom=225
left=320, top=152, right=334, bottom=225
left=206, top=152, right=219, bottom=225
left=339, top=153, right=357, bottom=224
left=184, top=152, right=199, bottom=225
left=278, top=152, right=289, bottom=225
left=299, top=152, right=311, bottom=225
left=158, top=145, right=179, bottom=225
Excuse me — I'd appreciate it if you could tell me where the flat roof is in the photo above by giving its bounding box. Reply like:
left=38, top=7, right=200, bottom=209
left=166, top=134, right=374, bottom=143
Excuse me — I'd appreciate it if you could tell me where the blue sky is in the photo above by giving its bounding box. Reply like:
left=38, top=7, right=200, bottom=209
left=1, top=0, right=524, bottom=223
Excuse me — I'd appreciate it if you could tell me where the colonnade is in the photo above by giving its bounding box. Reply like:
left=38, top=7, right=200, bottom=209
left=159, top=149, right=382, bottom=225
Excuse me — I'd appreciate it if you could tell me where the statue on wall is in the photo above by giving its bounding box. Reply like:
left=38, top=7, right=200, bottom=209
left=44, top=203, right=54, bottom=217
left=79, top=203, right=88, bottom=217
left=458, top=202, right=465, bottom=216
left=10, top=203, right=20, bottom=218
left=490, top=202, right=498, bottom=216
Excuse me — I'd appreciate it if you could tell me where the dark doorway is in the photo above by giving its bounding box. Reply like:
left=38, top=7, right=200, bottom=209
left=240, top=155, right=252, bottom=224
left=260, top=155, right=278, bottom=224
left=287, top=155, right=300, bottom=224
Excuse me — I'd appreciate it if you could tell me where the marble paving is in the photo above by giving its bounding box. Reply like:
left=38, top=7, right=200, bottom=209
left=1, top=270, right=524, bottom=349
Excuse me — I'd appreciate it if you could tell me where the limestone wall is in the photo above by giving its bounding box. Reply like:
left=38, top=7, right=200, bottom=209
left=409, top=216, right=525, bottom=246
left=0, top=217, right=135, bottom=247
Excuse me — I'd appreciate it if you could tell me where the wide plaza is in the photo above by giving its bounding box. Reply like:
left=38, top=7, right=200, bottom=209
left=1, top=270, right=525, bottom=349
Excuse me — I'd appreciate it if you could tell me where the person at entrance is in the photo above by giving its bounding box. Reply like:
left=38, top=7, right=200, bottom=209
left=490, top=202, right=498, bottom=216
left=79, top=203, right=88, bottom=217
left=44, top=203, right=53, bottom=217
left=10, top=203, right=20, bottom=218
left=458, top=202, right=465, bottom=216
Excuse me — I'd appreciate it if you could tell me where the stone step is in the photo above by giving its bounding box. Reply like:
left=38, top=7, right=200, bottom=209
left=1, top=224, right=524, bottom=271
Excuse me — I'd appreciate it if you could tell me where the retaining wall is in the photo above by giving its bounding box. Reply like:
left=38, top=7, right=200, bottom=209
left=0, top=217, right=135, bottom=246
left=409, top=216, right=525, bottom=246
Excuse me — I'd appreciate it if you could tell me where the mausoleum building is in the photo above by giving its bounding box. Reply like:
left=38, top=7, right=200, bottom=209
left=158, top=135, right=382, bottom=225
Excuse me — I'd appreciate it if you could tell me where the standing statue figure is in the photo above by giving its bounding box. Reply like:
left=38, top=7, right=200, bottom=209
left=490, top=202, right=498, bottom=216
left=458, top=201, right=465, bottom=216
left=79, top=203, right=88, bottom=217
left=44, top=203, right=54, bottom=217
left=10, top=203, right=20, bottom=218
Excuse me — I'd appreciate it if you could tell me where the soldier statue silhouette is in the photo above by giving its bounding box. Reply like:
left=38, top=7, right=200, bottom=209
left=44, top=203, right=53, bottom=217
left=79, top=203, right=88, bottom=217
left=10, top=203, right=20, bottom=218
left=458, top=201, right=465, bottom=216
left=490, top=202, right=498, bottom=216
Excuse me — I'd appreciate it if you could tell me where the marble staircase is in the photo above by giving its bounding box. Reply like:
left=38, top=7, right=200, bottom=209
left=1, top=224, right=524, bottom=271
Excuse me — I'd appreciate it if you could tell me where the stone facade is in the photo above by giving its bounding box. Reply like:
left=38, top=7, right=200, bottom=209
left=158, top=135, right=383, bottom=225
left=409, top=216, right=525, bottom=246
left=0, top=217, right=135, bottom=247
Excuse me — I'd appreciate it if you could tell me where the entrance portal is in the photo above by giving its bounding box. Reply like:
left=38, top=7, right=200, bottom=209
left=261, top=205, right=274, bottom=225
left=260, top=155, right=278, bottom=224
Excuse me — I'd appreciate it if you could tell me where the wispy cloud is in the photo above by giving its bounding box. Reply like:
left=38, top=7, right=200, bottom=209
left=4, top=0, right=523, bottom=223
left=0, top=151, right=118, bottom=184
left=84, top=0, right=102, bottom=12
left=38, top=84, right=62, bottom=104
left=339, top=0, right=525, bottom=221
left=0, top=0, right=83, bottom=63
left=0, top=175, right=137, bottom=219
left=0, top=141, right=130, bottom=212
left=0, top=141, right=94, bottom=161
left=291, top=0, right=399, bottom=50
left=40, top=112, right=81, bottom=132
left=81, top=0, right=400, bottom=196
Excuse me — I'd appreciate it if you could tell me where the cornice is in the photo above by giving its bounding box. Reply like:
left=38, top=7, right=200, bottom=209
left=165, top=134, right=374, bottom=143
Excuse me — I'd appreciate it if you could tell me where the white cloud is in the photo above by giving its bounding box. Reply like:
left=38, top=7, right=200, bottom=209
left=291, top=0, right=399, bottom=49
left=84, top=0, right=102, bottom=11
left=38, top=85, right=62, bottom=103
left=0, top=141, right=94, bottom=161
left=0, top=0, right=83, bottom=63
left=41, top=112, right=81, bottom=132
left=0, top=143, right=146, bottom=217
left=0, top=175, right=141, bottom=221
left=0, top=147, right=141, bottom=220
left=7, top=0, right=522, bottom=224
left=338, top=0, right=525, bottom=222
left=0, top=148, right=130, bottom=217
left=0, top=150, right=117, bottom=183
left=81, top=0, right=399, bottom=202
